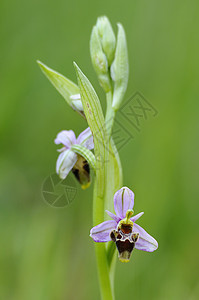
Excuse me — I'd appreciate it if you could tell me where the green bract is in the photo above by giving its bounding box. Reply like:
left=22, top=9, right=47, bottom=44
left=111, top=24, right=129, bottom=111
left=74, top=62, right=106, bottom=197
left=37, top=61, right=84, bottom=117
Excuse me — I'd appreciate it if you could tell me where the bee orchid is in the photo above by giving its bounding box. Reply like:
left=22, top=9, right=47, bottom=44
left=55, top=127, right=94, bottom=189
left=90, top=187, right=158, bottom=262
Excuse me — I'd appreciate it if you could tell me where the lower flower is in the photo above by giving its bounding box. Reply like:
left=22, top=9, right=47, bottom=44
left=90, top=187, right=158, bottom=262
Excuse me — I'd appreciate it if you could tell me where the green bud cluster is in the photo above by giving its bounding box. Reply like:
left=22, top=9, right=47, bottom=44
left=90, top=16, right=129, bottom=111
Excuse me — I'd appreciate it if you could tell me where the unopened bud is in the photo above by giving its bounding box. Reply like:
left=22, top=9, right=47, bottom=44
left=111, top=24, right=129, bottom=111
left=90, top=26, right=111, bottom=92
left=96, top=16, right=116, bottom=66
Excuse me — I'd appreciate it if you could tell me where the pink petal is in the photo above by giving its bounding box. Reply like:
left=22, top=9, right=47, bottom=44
left=133, top=223, right=158, bottom=252
left=77, top=127, right=94, bottom=150
left=131, top=212, right=144, bottom=222
left=55, top=130, right=76, bottom=148
left=114, top=187, right=134, bottom=219
left=90, top=220, right=117, bottom=242
left=105, top=210, right=121, bottom=223
left=56, top=150, right=77, bottom=179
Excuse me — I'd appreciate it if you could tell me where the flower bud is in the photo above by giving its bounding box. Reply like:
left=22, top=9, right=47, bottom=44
left=111, top=24, right=129, bottom=111
left=96, top=16, right=116, bottom=66
left=90, top=26, right=111, bottom=92
left=70, top=94, right=85, bottom=117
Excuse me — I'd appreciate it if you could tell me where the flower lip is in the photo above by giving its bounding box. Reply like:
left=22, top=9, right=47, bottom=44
left=110, top=229, right=139, bottom=262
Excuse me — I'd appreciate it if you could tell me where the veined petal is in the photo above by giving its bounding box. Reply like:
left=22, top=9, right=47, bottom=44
left=114, top=187, right=134, bottom=219
left=131, top=212, right=144, bottom=222
left=56, top=150, right=77, bottom=179
left=133, top=223, right=158, bottom=252
left=105, top=210, right=121, bottom=223
left=77, top=127, right=94, bottom=150
left=90, top=220, right=117, bottom=242
left=55, top=130, right=76, bottom=148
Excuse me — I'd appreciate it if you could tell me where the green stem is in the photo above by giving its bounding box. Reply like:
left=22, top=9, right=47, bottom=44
left=93, top=92, right=115, bottom=300
left=105, top=91, right=115, bottom=139
left=93, top=182, right=114, bottom=300
left=73, top=63, right=115, bottom=300
left=92, top=91, right=118, bottom=300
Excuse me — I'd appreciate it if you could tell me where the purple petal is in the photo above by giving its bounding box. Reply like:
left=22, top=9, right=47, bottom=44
left=131, top=212, right=144, bottom=222
left=105, top=210, right=121, bottom=223
left=114, top=187, right=134, bottom=219
left=56, top=150, right=77, bottom=179
left=76, top=127, right=94, bottom=150
left=90, top=220, right=117, bottom=242
left=133, top=223, right=158, bottom=252
left=55, top=130, right=76, bottom=148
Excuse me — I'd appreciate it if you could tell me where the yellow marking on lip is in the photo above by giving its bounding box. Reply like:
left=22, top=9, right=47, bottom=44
left=119, top=257, right=130, bottom=263
left=81, top=182, right=91, bottom=190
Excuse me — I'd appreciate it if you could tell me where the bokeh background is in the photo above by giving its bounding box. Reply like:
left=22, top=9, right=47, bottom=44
left=1, top=0, right=199, bottom=299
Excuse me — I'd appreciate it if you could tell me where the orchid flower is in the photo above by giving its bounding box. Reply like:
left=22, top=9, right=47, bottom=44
left=90, top=187, right=158, bottom=262
left=55, top=127, right=94, bottom=189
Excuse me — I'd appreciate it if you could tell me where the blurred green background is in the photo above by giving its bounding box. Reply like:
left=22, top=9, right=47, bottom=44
left=1, top=0, right=199, bottom=299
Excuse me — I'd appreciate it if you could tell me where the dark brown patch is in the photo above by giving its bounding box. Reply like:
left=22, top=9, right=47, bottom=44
left=110, top=231, right=116, bottom=242
left=131, top=233, right=139, bottom=243
left=110, top=228, right=139, bottom=261
left=116, top=239, right=135, bottom=256
left=117, top=233, right=122, bottom=239
left=72, top=168, right=80, bottom=182
left=120, top=224, right=133, bottom=234
left=83, top=162, right=90, bottom=174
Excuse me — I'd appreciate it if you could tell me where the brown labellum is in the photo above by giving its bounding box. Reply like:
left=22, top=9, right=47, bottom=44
left=72, top=155, right=91, bottom=189
left=110, top=229, right=139, bottom=262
